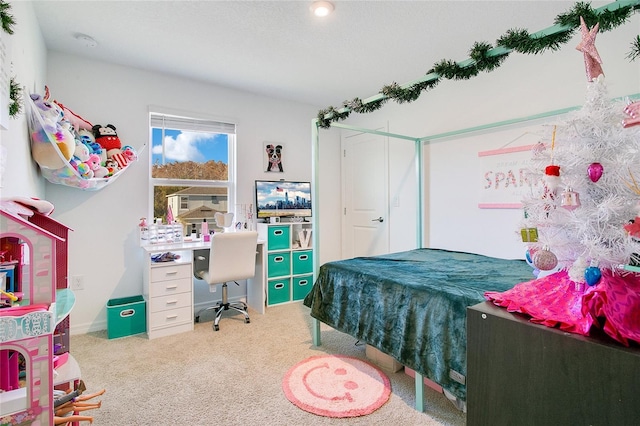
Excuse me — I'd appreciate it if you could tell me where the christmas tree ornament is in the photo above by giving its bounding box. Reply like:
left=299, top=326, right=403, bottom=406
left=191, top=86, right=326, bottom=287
left=623, top=216, right=640, bottom=239
left=587, top=162, right=603, bottom=182
left=520, top=227, right=538, bottom=242
left=531, top=141, right=546, bottom=156
left=533, top=246, right=558, bottom=271
left=525, top=249, right=534, bottom=266
left=584, top=264, right=602, bottom=286
left=544, top=164, right=561, bottom=190
left=560, top=187, right=581, bottom=210
left=575, top=16, right=603, bottom=82
left=622, top=100, right=640, bottom=128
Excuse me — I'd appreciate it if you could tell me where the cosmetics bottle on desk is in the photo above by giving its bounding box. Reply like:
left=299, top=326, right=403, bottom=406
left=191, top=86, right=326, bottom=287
left=202, top=219, right=210, bottom=242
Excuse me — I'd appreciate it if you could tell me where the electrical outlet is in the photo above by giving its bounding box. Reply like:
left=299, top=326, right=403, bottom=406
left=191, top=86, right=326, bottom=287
left=71, top=275, right=84, bottom=291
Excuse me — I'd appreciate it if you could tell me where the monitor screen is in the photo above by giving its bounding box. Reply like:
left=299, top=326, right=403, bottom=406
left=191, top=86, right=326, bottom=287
left=255, top=180, right=312, bottom=219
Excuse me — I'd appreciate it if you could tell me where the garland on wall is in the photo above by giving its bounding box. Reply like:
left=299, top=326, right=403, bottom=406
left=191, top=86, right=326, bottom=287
left=9, top=76, right=21, bottom=117
left=1, top=0, right=15, bottom=35
left=1, top=1, right=20, bottom=117
left=317, top=1, right=640, bottom=128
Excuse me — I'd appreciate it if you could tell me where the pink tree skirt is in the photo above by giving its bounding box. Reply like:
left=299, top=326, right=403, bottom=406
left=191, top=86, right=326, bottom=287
left=485, top=270, right=640, bottom=346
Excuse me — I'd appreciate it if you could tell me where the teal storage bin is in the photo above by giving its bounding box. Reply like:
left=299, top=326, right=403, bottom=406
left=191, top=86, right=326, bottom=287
left=293, top=274, right=313, bottom=301
left=267, top=226, right=290, bottom=250
left=292, top=250, right=313, bottom=275
left=268, top=278, right=291, bottom=305
left=267, top=252, right=291, bottom=278
left=106, top=295, right=146, bottom=339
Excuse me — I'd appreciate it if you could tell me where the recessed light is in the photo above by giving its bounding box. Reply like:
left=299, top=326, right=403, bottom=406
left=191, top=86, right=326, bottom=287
left=74, top=33, right=98, bottom=48
left=310, top=1, right=334, bottom=17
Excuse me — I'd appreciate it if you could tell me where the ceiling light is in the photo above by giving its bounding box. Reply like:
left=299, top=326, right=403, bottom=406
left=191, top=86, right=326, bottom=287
left=74, top=33, right=98, bottom=48
left=310, top=1, right=334, bottom=17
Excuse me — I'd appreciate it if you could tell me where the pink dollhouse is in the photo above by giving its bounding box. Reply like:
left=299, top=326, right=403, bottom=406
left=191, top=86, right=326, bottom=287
left=0, top=205, right=67, bottom=425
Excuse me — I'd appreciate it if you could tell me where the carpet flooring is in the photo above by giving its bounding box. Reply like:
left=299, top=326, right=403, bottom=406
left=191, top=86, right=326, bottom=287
left=70, top=302, right=466, bottom=425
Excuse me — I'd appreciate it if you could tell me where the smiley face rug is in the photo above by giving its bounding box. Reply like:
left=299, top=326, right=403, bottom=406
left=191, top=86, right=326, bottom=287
left=282, top=354, right=391, bottom=418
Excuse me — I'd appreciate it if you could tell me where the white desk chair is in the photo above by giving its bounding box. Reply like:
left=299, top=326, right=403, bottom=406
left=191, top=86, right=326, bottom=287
left=195, top=231, right=259, bottom=331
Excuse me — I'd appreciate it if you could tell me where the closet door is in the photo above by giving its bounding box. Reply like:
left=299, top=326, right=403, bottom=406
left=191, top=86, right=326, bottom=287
left=342, top=130, right=390, bottom=258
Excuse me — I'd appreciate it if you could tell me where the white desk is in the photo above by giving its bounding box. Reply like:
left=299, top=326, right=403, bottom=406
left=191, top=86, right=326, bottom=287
left=141, top=239, right=266, bottom=339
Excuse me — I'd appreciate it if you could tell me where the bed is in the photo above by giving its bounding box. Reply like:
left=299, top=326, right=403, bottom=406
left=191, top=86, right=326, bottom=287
left=303, top=247, right=533, bottom=408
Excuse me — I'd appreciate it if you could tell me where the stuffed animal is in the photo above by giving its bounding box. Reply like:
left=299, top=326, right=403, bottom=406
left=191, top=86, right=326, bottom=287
left=74, top=141, right=91, bottom=163
left=86, top=154, right=109, bottom=178
left=78, top=129, right=106, bottom=163
left=92, top=124, right=122, bottom=154
left=111, top=146, right=137, bottom=169
left=29, top=93, right=75, bottom=170
left=104, top=158, right=120, bottom=176
left=54, top=101, right=93, bottom=132
left=76, top=161, right=93, bottom=179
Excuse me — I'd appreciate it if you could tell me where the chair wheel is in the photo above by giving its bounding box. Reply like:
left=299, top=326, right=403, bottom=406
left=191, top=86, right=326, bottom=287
left=195, top=316, right=200, bottom=323
left=245, top=318, right=250, bottom=324
left=214, top=324, right=220, bottom=331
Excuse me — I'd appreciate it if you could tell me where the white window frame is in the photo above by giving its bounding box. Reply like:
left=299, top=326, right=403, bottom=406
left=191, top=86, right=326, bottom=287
left=147, top=106, right=237, bottom=223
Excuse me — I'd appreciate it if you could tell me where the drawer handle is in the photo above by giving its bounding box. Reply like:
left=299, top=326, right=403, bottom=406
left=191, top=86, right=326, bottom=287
left=274, top=256, right=284, bottom=263
left=166, top=314, right=178, bottom=320
left=274, top=283, right=285, bottom=290
left=120, top=309, right=136, bottom=318
left=298, top=280, right=308, bottom=286
left=165, top=285, right=178, bottom=290
left=298, top=255, right=308, bottom=261
left=166, top=299, right=178, bottom=305
left=166, top=271, right=178, bottom=275
left=274, top=230, right=283, bottom=236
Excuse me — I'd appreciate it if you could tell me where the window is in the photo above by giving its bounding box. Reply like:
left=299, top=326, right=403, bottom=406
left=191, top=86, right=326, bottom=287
left=149, top=110, right=236, bottom=235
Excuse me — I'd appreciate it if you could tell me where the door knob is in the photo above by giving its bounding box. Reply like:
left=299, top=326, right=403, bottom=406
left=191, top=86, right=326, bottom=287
left=371, top=217, right=384, bottom=222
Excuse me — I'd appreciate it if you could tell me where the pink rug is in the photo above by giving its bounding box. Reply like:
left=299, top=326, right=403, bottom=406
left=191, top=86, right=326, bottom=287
left=282, top=354, right=391, bottom=418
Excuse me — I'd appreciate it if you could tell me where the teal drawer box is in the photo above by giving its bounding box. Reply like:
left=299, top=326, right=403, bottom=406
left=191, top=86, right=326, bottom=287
left=268, top=278, right=291, bottom=305
left=268, top=252, right=291, bottom=278
left=106, top=295, right=146, bottom=339
left=267, top=226, right=290, bottom=250
left=292, top=250, right=313, bottom=275
left=293, top=274, right=313, bottom=301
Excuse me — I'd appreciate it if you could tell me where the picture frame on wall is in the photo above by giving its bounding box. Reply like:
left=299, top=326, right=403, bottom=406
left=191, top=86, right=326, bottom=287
left=264, top=142, right=284, bottom=172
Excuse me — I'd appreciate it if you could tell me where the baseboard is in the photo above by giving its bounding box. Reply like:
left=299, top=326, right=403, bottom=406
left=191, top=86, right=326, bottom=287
left=70, top=319, right=107, bottom=335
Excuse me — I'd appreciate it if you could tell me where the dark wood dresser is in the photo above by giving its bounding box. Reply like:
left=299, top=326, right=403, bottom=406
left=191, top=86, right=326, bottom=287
left=467, top=301, right=640, bottom=426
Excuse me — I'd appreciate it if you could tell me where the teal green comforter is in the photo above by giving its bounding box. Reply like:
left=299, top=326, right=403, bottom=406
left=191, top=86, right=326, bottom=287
left=303, top=248, right=532, bottom=401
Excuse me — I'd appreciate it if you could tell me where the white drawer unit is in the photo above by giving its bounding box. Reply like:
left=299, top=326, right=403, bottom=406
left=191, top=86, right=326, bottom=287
left=143, top=255, right=194, bottom=339
left=148, top=291, right=192, bottom=314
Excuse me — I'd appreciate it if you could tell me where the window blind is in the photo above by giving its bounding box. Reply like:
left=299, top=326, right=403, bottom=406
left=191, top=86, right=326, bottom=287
left=149, top=113, right=236, bottom=134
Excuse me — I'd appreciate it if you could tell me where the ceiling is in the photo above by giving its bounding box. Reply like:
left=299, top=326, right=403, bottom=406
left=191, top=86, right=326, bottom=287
left=31, top=1, right=610, bottom=109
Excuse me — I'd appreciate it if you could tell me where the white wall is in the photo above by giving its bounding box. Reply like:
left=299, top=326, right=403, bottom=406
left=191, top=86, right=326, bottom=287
left=344, top=14, right=640, bottom=259
left=2, top=2, right=343, bottom=335
left=0, top=1, right=47, bottom=199
left=41, top=52, right=345, bottom=333
left=4, top=3, right=638, bottom=334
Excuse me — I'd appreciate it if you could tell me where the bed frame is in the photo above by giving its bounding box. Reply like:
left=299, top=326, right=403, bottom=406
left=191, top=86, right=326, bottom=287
left=304, top=248, right=533, bottom=412
left=308, top=3, right=640, bottom=412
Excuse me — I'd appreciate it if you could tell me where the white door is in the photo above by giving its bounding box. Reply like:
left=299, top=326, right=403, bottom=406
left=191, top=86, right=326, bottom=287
left=342, top=130, right=389, bottom=258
